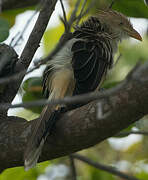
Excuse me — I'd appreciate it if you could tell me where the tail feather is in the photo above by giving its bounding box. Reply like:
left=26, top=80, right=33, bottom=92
left=24, top=105, right=61, bottom=171
left=24, top=138, right=45, bottom=171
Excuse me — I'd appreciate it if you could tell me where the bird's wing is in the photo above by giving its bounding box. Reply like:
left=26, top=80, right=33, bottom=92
left=24, top=105, right=62, bottom=170
left=42, top=65, right=52, bottom=98
left=71, top=39, right=113, bottom=95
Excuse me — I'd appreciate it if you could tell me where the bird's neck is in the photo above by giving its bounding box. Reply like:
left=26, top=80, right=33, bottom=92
left=110, top=37, right=120, bottom=55
left=99, top=23, right=122, bottom=54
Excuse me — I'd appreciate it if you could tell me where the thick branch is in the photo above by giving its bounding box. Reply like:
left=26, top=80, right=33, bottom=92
left=5, top=0, right=58, bottom=103
left=0, top=62, right=148, bottom=171
left=0, top=44, right=18, bottom=112
left=18, top=0, right=57, bottom=70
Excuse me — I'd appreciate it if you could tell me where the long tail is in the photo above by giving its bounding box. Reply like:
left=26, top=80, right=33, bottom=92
left=24, top=105, right=62, bottom=171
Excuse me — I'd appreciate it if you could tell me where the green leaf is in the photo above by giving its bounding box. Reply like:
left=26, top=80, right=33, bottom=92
left=0, top=161, right=50, bottom=180
left=0, top=18, right=9, bottom=42
left=114, top=124, right=134, bottom=138
left=43, top=24, right=64, bottom=55
left=89, top=167, right=115, bottom=180
left=16, top=108, right=39, bottom=121
left=22, top=77, right=42, bottom=94
left=86, top=0, right=148, bottom=18
left=136, top=171, right=148, bottom=180
left=102, top=81, right=120, bottom=89
left=111, top=0, right=148, bottom=18
left=22, top=92, right=42, bottom=114
left=0, top=167, right=38, bottom=180
left=22, top=77, right=43, bottom=114
left=0, top=6, right=35, bottom=27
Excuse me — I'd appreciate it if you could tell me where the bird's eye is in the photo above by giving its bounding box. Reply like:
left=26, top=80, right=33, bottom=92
left=119, top=22, right=123, bottom=25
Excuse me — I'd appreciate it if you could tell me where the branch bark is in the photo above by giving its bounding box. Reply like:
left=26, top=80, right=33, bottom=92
left=0, top=0, right=148, bottom=173
left=4, top=0, right=58, bottom=104
left=0, top=62, right=148, bottom=171
left=0, top=44, right=18, bottom=114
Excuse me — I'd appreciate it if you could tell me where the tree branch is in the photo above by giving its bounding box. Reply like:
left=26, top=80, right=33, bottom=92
left=0, top=61, right=148, bottom=171
left=72, top=154, right=139, bottom=180
left=0, top=0, right=89, bottom=105
left=17, top=0, right=57, bottom=70
left=115, top=130, right=148, bottom=137
left=0, top=0, right=148, bottom=174
left=4, top=0, right=58, bottom=104
left=0, top=61, right=146, bottom=110
left=69, top=155, right=77, bottom=180
left=0, top=44, right=18, bottom=111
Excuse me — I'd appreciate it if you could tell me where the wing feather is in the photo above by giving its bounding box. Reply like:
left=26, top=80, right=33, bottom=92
left=72, top=39, right=112, bottom=95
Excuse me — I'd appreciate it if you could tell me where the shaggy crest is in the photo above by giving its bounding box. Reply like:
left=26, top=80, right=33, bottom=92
left=97, top=9, right=133, bottom=29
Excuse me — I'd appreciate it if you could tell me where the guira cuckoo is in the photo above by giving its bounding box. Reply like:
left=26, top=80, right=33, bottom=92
left=24, top=9, right=142, bottom=170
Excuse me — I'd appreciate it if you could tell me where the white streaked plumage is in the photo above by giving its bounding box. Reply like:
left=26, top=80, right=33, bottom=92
left=24, top=9, right=142, bottom=170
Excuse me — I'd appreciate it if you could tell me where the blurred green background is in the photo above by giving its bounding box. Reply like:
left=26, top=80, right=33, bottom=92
left=0, top=0, right=148, bottom=179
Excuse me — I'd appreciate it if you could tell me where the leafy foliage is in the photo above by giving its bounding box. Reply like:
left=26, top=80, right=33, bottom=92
left=22, top=77, right=42, bottom=114
left=0, top=6, right=35, bottom=26
left=111, top=0, right=148, bottom=18
left=1, top=0, right=148, bottom=179
left=137, top=171, right=148, bottom=180
left=0, top=18, right=9, bottom=42
left=0, top=161, right=50, bottom=180
left=43, top=24, right=64, bottom=55
left=71, top=0, right=148, bottom=18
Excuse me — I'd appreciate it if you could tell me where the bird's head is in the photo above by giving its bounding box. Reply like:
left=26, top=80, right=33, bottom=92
left=97, top=10, right=142, bottom=41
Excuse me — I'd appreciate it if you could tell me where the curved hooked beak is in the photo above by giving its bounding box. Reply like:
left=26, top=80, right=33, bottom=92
left=125, top=27, right=142, bottom=41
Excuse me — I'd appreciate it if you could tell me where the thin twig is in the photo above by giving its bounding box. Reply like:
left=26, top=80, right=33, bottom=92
left=17, top=0, right=58, bottom=70
left=109, top=0, right=115, bottom=9
left=115, top=130, right=148, bottom=137
left=59, top=0, right=68, bottom=32
left=113, top=53, right=122, bottom=67
left=10, top=1, right=44, bottom=47
left=0, top=0, right=92, bottom=86
left=76, top=0, right=96, bottom=25
left=0, top=84, right=124, bottom=110
left=68, top=0, right=81, bottom=27
left=69, top=155, right=77, bottom=180
left=72, top=154, right=139, bottom=180
left=11, top=10, right=38, bottom=47
left=0, top=0, right=2, bottom=13
left=9, top=32, right=20, bottom=47
left=33, top=0, right=89, bottom=67
left=8, top=0, right=58, bottom=103
left=0, top=60, right=146, bottom=110
left=76, top=0, right=87, bottom=25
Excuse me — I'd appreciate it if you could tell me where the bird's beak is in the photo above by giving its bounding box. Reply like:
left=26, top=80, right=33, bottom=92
left=125, top=27, right=142, bottom=41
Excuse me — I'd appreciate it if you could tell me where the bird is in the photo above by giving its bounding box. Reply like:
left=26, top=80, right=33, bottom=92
left=24, top=9, right=142, bottom=170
